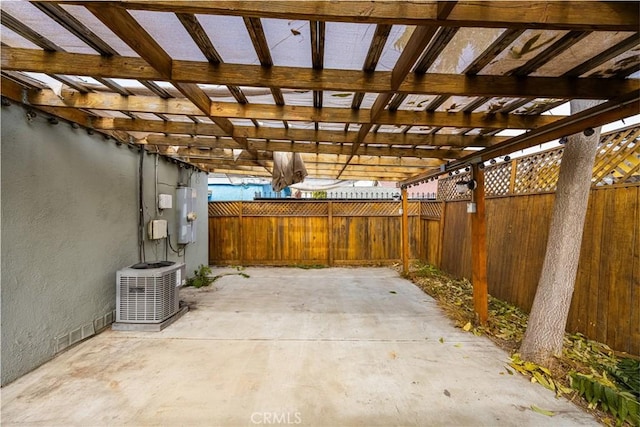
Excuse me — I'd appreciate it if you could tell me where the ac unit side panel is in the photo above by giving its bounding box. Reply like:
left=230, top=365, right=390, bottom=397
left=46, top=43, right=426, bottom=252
left=116, top=263, right=184, bottom=324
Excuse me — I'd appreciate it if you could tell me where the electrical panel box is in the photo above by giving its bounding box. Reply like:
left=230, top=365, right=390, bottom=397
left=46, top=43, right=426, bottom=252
left=148, top=219, right=168, bottom=239
left=158, top=194, right=172, bottom=210
left=176, top=187, right=197, bottom=244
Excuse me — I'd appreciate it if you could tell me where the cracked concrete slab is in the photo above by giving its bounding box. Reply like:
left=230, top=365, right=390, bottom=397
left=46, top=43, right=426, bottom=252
left=1, top=267, right=597, bottom=426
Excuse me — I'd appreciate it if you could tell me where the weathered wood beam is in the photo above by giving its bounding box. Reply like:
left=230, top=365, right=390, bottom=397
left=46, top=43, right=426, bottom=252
left=32, top=2, right=119, bottom=56
left=89, top=117, right=502, bottom=147
left=564, top=32, right=640, bottom=78
left=95, top=78, right=132, bottom=96
left=391, top=26, right=439, bottom=89
left=511, top=31, right=591, bottom=76
left=11, top=86, right=567, bottom=129
left=243, top=16, right=285, bottom=108
left=310, top=20, right=325, bottom=110
left=1, top=71, right=49, bottom=89
left=85, top=4, right=172, bottom=77
left=192, top=158, right=427, bottom=176
left=141, top=134, right=472, bottom=160
left=75, top=1, right=639, bottom=31
left=199, top=166, right=410, bottom=181
left=6, top=48, right=639, bottom=99
left=175, top=13, right=223, bottom=64
left=0, top=10, right=62, bottom=51
left=464, top=29, right=525, bottom=75
left=176, top=12, right=249, bottom=105
left=156, top=145, right=444, bottom=167
left=344, top=9, right=452, bottom=176
left=85, top=3, right=265, bottom=168
left=351, top=24, right=392, bottom=110
left=400, top=90, right=640, bottom=186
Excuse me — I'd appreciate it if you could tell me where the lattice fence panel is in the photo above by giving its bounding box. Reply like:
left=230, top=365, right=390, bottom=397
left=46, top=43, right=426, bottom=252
left=209, top=202, right=241, bottom=217
left=438, top=172, right=472, bottom=201
left=513, top=148, right=563, bottom=194
left=592, top=127, right=640, bottom=186
left=421, top=202, right=443, bottom=219
left=332, top=201, right=403, bottom=217
left=485, top=162, right=512, bottom=196
left=242, top=202, right=329, bottom=216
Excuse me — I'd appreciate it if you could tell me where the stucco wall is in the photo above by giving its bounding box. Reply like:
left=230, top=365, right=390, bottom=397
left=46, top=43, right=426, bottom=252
left=1, top=104, right=208, bottom=385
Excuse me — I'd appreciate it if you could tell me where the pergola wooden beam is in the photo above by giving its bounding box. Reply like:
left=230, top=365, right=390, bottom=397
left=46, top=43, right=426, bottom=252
left=92, top=117, right=502, bottom=147
left=176, top=12, right=250, bottom=106
left=344, top=19, right=447, bottom=177
left=84, top=3, right=267, bottom=169
left=400, top=90, right=640, bottom=186
left=64, top=1, right=640, bottom=31
left=161, top=147, right=445, bottom=168
left=197, top=164, right=415, bottom=180
left=5, top=84, right=567, bottom=130
left=139, top=134, right=471, bottom=159
left=192, top=158, right=429, bottom=176
left=4, top=48, right=638, bottom=99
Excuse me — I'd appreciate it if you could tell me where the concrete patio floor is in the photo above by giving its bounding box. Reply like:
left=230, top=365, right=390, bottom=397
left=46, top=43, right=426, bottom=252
left=1, top=267, right=597, bottom=426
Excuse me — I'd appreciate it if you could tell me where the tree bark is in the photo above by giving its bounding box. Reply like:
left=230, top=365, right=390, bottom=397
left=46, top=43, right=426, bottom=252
left=520, top=99, right=603, bottom=367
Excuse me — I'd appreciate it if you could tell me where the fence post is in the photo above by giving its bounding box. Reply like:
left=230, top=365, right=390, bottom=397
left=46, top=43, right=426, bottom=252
left=402, top=187, right=409, bottom=275
left=238, top=201, right=244, bottom=265
left=327, top=201, right=334, bottom=266
left=438, top=201, right=447, bottom=267
left=470, top=164, right=488, bottom=325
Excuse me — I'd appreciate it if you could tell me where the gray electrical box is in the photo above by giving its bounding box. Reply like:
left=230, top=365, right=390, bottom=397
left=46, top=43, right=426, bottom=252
left=176, top=187, right=197, bottom=244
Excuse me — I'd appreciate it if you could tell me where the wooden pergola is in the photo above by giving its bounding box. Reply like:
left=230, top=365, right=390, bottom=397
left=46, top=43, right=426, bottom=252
left=2, top=1, right=638, bottom=182
left=2, top=1, right=639, bottom=322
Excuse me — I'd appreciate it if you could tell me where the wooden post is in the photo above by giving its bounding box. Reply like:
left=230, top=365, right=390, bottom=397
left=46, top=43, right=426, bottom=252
left=470, top=164, right=488, bottom=325
left=401, top=187, right=409, bottom=274
left=327, top=201, right=334, bottom=266
left=238, top=201, right=244, bottom=265
left=437, top=201, right=447, bottom=267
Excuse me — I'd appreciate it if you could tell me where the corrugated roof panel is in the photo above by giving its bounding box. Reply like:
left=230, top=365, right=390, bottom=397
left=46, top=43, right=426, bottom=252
left=324, top=22, right=376, bottom=71
left=0, top=26, right=41, bottom=49
left=427, top=27, right=504, bottom=74
left=262, top=18, right=311, bottom=68
left=532, top=32, right=638, bottom=77
left=281, top=90, right=313, bottom=107
left=229, top=118, right=258, bottom=127
left=376, top=25, right=411, bottom=71
left=587, top=49, right=640, bottom=78
left=325, top=91, right=356, bottom=108
left=129, top=10, right=205, bottom=61
left=2, top=1, right=97, bottom=54
left=397, top=95, right=436, bottom=111
left=193, top=14, right=259, bottom=65
left=59, top=4, right=140, bottom=56
left=479, top=29, right=569, bottom=76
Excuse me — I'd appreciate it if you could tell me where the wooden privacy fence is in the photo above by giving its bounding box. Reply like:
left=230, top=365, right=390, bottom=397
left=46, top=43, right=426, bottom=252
left=209, top=200, right=422, bottom=266
left=420, top=184, right=640, bottom=356
left=208, top=126, right=638, bottom=355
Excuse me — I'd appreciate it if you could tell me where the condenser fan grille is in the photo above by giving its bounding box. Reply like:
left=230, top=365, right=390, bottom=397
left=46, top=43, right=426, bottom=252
left=116, top=263, right=184, bottom=323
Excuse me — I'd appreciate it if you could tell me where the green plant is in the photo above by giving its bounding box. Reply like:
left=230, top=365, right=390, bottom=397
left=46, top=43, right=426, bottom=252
left=570, top=372, right=639, bottom=426
left=185, top=264, right=214, bottom=288
left=312, top=190, right=327, bottom=199
left=608, top=358, right=640, bottom=399
left=292, top=264, right=327, bottom=270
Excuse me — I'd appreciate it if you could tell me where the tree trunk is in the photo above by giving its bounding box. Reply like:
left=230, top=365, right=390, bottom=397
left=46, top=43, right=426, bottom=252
left=520, top=100, right=603, bottom=367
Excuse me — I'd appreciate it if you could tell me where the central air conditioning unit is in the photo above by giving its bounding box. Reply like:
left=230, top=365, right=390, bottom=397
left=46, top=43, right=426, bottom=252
left=116, top=262, right=186, bottom=324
